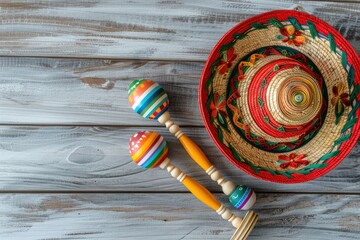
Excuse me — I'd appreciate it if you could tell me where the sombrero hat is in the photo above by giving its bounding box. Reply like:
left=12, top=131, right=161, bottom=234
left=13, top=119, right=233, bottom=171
left=199, top=10, right=360, bottom=183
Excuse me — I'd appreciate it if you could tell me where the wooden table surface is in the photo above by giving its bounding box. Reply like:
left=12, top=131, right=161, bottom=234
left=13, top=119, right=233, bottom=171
left=0, top=1, right=359, bottom=239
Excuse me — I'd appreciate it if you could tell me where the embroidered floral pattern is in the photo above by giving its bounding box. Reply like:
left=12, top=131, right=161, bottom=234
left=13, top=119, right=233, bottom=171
left=210, top=93, right=228, bottom=130
left=277, top=26, right=305, bottom=46
left=277, top=153, right=309, bottom=169
left=217, top=47, right=237, bottom=74
left=210, top=93, right=226, bottom=118
left=331, top=82, right=350, bottom=124
left=204, top=16, right=359, bottom=179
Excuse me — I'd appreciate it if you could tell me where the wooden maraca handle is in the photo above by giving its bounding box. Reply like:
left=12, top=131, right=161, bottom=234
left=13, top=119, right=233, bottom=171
left=129, top=131, right=258, bottom=239
left=159, top=157, right=243, bottom=228
left=158, top=111, right=213, bottom=170
left=158, top=111, right=256, bottom=211
left=176, top=132, right=236, bottom=193
left=178, top=134, right=237, bottom=195
left=179, top=134, right=212, bottom=170
left=183, top=175, right=221, bottom=211
left=158, top=112, right=236, bottom=192
left=128, top=80, right=256, bottom=210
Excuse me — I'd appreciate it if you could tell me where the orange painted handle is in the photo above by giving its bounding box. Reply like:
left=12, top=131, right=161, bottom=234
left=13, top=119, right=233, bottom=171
left=182, top=176, right=221, bottom=211
left=179, top=134, right=212, bottom=171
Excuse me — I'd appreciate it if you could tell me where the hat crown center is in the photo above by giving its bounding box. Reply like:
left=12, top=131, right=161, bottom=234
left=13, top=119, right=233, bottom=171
left=294, top=92, right=304, bottom=104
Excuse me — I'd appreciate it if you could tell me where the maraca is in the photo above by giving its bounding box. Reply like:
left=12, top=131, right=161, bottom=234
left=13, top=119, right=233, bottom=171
left=128, top=79, right=256, bottom=210
left=129, top=131, right=258, bottom=240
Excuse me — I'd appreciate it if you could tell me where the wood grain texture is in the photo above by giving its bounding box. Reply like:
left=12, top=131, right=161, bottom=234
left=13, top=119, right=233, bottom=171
left=0, top=193, right=359, bottom=239
left=0, top=58, right=203, bottom=125
left=2, top=54, right=360, bottom=126
left=0, top=1, right=359, bottom=239
left=0, top=0, right=358, bottom=60
left=0, top=126, right=358, bottom=192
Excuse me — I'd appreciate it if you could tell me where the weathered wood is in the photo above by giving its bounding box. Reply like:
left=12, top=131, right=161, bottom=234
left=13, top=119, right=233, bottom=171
left=0, top=1, right=358, bottom=240
left=0, top=58, right=202, bottom=125
left=3, top=54, right=360, bottom=126
left=0, top=126, right=358, bottom=193
left=0, top=0, right=358, bottom=60
left=0, top=193, right=359, bottom=239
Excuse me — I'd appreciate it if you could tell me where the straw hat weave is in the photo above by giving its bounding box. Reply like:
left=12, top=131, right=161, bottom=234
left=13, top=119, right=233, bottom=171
left=199, top=10, right=360, bottom=183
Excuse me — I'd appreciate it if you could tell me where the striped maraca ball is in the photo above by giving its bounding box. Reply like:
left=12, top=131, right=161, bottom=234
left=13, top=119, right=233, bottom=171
left=128, top=79, right=169, bottom=120
left=129, top=131, right=169, bottom=169
left=228, top=185, right=256, bottom=210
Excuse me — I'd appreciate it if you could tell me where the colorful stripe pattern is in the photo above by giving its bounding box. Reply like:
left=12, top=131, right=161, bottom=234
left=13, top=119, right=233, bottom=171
left=129, top=131, right=168, bottom=169
left=128, top=79, right=169, bottom=119
left=228, top=185, right=256, bottom=210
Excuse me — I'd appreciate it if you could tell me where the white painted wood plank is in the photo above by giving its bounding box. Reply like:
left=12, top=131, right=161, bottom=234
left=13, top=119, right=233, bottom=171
left=0, top=0, right=358, bottom=60
left=0, top=193, right=359, bottom=239
left=0, top=126, right=358, bottom=192
left=0, top=58, right=202, bottom=125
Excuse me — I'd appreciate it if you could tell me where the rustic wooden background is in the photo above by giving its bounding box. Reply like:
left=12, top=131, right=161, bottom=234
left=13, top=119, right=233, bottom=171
left=0, top=1, right=359, bottom=239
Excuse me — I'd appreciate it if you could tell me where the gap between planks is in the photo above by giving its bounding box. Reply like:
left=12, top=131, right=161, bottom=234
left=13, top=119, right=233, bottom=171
left=2, top=0, right=358, bottom=61
left=0, top=124, right=206, bottom=128
left=0, top=190, right=359, bottom=195
left=0, top=55, right=207, bottom=63
left=1, top=193, right=359, bottom=240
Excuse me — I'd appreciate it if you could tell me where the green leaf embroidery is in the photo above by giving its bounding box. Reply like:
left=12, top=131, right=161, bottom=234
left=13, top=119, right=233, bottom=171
left=258, top=97, right=264, bottom=107
left=251, top=22, right=267, bottom=29
left=328, top=33, right=336, bottom=53
left=275, top=34, right=286, bottom=40
left=277, top=126, right=285, bottom=132
left=261, top=79, right=266, bottom=88
left=276, top=170, right=293, bottom=178
left=275, top=144, right=288, bottom=151
left=350, top=85, right=359, bottom=102
left=217, top=112, right=228, bottom=130
left=233, top=33, right=247, bottom=39
left=348, top=66, right=355, bottom=88
left=304, top=134, right=311, bottom=141
left=217, top=127, right=224, bottom=142
left=269, top=18, right=283, bottom=28
left=281, top=49, right=289, bottom=56
left=246, top=160, right=260, bottom=173
left=206, top=90, right=214, bottom=110
left=341, top=117, right=357, bottom=133
left=334, top=101, right=345, bottom=125
left=341, top=51, right=348, bottom=69
left=259, top=166, right=276, bottom=175
left=306, top=163, right=328, bottom=169
left=296, top=169, right=312, bottom=175
left=217, top=95, right=224, bottom=104
left=220, top=42, right=235, bottom=52
left=264, top=116, right=270, bottom=123
left=235, top=79, right=240, bottom=89
left=222, top=52, right=227, bottom=62
left=211, top=58, right=221, bottom=70
left=205, top=72, right=215, bottom=89
left=273, top=64, right=280, bottom=71
left=307, top=21, right=318, bottom=39
left=333, top=134, right=351, bottom=145
left=319, top=150, right=340, bottom=161
left=217, top=112, right=225, bottom=124
left=228, top=143, right=242, bottom=162
left=288, top=17, right=304, bottom=30
left=348, top=101, right=360, bottom=119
